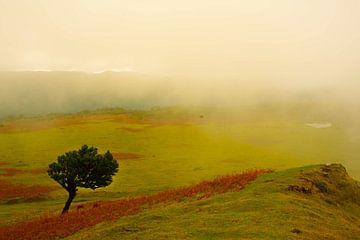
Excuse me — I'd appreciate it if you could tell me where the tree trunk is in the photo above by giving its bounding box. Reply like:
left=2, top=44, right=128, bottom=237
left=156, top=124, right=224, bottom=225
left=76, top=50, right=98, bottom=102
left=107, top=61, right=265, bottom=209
left=62, top=190, right=76, bottom=214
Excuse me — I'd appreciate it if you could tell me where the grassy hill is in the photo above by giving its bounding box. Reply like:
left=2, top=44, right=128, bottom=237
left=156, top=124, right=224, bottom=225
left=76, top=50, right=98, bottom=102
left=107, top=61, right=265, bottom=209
left=1, top=164, right=359, bottom=239
left=65, top=164, right=360, bottom=240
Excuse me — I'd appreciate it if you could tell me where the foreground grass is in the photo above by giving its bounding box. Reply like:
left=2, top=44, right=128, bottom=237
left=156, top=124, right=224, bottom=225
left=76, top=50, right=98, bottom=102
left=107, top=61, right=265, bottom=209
left=0, top=170, right=269, bottom=240
left=66, top=164, right=360, bottom=240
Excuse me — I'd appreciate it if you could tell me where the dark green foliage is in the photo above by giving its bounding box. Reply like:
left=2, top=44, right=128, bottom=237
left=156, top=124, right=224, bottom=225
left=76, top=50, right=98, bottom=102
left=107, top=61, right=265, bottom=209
left=48, top=145, right=119, bottom=213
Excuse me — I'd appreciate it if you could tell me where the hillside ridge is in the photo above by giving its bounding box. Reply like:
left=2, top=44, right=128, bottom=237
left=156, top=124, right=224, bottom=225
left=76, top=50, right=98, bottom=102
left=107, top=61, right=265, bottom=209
left=66, top=164, right=360, bottom=240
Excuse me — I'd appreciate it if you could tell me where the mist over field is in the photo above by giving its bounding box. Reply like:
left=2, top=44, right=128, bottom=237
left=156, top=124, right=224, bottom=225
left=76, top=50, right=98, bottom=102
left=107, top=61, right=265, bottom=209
left=0, top=0, right=359, bottom=118
left=0, top=70, right=359, bottom=118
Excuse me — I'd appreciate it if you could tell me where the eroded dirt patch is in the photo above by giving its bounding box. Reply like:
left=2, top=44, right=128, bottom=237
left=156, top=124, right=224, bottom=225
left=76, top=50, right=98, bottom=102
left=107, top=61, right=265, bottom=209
left=112, top=152, right=144, bottom=160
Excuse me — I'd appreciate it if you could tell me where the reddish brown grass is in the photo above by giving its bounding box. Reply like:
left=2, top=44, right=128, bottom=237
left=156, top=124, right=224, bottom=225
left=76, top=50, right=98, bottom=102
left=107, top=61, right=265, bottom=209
left=112, top=152, right=144, bottom=160
left=0, top=114, right=118, bottom=133
left=0, top=169, right=271, bottom=240
left=0, top=167, right=47, bottom=177
left=0, top=162, right=9, bottom=166
left=0, top=180, right=58, bottom=201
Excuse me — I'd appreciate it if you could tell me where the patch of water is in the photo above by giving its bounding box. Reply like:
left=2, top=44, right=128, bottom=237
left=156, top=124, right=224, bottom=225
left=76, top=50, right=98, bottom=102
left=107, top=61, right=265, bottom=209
left=306, top=122, right=332, bottom=129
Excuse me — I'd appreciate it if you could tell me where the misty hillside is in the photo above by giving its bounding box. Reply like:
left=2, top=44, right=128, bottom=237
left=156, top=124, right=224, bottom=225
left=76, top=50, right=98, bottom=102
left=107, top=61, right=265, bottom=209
left=1, top=71, right=359, bottom=119
left=0, top=71, right=175, bottom=117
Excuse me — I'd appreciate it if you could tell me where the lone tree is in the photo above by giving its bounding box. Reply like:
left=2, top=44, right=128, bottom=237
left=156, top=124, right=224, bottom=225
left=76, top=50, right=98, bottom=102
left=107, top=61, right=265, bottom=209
left=48, top=145, right=119, bottom=214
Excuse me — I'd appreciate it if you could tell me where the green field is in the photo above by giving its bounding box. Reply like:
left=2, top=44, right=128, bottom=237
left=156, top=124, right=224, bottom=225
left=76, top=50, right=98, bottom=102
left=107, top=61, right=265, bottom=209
left=0, top=105, right=359, bottom=235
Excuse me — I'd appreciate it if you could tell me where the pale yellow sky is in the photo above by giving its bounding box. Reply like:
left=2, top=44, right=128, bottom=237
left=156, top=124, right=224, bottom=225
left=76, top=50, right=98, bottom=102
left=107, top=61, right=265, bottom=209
left=0, top=0, right=359, bottom=86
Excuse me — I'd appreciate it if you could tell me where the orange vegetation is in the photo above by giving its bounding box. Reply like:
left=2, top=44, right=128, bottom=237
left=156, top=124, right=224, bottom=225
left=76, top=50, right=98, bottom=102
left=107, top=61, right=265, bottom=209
left=0, top=169, right=271, bottom=240
left=0, top=180, right=58, bottom=201
left=0, top=168, right=47, bottom=177
left=0, top=114, right=116, bottom=133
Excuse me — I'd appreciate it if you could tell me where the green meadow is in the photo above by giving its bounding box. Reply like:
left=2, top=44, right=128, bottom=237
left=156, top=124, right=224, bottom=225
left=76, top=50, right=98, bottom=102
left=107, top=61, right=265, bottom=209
left=0, top=105, right=359, bottom=228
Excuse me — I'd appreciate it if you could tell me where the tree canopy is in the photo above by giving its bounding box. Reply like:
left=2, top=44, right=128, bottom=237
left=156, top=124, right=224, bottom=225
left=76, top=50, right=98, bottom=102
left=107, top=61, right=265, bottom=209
left=48, top=145, right=119, bottom=213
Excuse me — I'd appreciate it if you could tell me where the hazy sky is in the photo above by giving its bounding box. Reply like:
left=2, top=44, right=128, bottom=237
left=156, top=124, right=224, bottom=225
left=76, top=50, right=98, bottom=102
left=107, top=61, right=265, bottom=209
left=0, top=0, right=359, bottom=86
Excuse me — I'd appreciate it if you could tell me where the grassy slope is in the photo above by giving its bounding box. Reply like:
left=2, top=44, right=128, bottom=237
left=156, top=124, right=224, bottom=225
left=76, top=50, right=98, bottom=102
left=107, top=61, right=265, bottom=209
left=0, top=106, right=359, bottom=226
left=66, top=164, right=360, bottom=240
